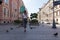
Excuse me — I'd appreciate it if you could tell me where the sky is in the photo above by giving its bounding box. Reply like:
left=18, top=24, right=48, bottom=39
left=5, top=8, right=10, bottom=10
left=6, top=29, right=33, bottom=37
left=22, top=0, right=49, bottom=17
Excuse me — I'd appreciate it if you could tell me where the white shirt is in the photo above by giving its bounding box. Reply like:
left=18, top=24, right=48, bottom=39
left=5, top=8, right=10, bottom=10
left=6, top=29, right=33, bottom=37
left=22, top=13, right=27, bottom=18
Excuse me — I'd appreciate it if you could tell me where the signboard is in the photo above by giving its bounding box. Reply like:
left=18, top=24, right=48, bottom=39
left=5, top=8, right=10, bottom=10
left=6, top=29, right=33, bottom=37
left=53, top=1, right=60, bottom=7
left=20, top=5, right=25, bottom=13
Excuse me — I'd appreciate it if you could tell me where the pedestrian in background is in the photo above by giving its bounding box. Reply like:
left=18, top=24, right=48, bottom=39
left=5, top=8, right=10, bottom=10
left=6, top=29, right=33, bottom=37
left=22, top=10, right=28, bottom=32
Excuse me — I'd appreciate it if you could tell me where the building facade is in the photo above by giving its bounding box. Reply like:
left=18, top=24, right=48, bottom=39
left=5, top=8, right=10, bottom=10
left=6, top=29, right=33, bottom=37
left=0, top=0, right=26, bottom=23
left=37, top=8, right=42, bottom=23
left=38, top=0, right=60, bottom=24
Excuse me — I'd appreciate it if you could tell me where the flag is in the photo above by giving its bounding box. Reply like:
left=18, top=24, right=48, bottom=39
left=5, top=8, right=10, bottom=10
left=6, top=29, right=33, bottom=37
left=20, top=5, right=25, bottom=13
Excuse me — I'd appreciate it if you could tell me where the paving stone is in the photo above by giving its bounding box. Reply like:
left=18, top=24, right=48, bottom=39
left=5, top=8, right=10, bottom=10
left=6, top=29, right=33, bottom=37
left=0, top=23, right=60, bottom=40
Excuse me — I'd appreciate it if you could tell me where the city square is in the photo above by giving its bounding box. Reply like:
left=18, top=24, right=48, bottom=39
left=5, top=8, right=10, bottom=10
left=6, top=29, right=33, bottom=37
left=0, top=23, right=59, bottom=40
left=0, top=0, right=60, bottom=40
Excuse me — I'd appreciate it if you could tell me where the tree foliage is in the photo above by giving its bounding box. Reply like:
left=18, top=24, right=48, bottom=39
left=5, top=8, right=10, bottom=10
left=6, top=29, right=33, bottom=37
left=30, top=13, right=37, bottom=19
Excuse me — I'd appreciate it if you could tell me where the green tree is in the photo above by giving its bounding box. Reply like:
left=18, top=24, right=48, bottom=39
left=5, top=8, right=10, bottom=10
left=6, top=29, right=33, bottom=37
left=30, top=13, right=37, bottom=19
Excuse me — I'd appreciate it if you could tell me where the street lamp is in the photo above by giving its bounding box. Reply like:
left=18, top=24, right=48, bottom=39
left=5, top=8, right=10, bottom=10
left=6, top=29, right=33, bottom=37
left=52, top=0, right=56, bottom=28
left=52, top=0, right=60, bottom=28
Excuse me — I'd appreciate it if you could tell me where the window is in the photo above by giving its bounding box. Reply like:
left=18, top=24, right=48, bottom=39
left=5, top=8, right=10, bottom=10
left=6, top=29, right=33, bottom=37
left=55, top=6, right=57, bottom=9
left=59, top=10, right=60, bottom=16
left=19, top=7, right=20, bottom=12
left=58, top=11, right=59, bottom=16
left=4, top=8, right=6, bottom=16
left=12, top=2, right=16, bottom=10
left=6, top=9, right=9, bottom=17
left=56, top=12, right=58, bottom=16
left=56, top=19, right=58, bottom=21
left=4, top=0, right=9, bottom=4
left=3, top=8, right=9, bottom=17
left=57, top=5, right=59, bottom=8
left=54, top=0, right=60, bottom=1
left=55, top=13, right=56, bottom=16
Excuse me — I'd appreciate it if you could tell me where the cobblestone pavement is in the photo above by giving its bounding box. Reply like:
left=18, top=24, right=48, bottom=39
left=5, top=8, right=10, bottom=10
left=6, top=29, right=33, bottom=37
left=0, top=23, right=60, bottom=40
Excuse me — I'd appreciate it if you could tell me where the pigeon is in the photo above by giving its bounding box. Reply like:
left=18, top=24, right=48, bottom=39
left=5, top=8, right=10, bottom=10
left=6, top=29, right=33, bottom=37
left=30, top=27, right=32, bottom=29
left=6, top=30, right=9, bottom=32
left=10, top=28, right=13, bottom=30
left=53, top=32, right=58, bottom=37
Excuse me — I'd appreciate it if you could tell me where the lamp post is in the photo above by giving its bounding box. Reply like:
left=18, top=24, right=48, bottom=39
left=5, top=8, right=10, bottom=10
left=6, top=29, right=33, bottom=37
left=52, top=0, right=56, bottom=28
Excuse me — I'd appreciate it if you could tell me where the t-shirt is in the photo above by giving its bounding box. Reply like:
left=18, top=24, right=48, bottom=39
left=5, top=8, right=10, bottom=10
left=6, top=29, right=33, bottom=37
left=22, top=13, right=27, bottom=18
